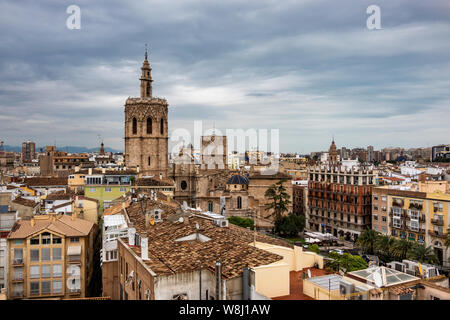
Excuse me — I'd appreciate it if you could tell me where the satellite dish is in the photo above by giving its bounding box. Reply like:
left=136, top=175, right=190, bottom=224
left=178, top=217, right=184, bottom=223
left=182, top=201, right=188, bottom=211
left=196, top=223, right=199, bottom=230
left=307, top=269, right=311, bottom=278
left=373, top=270, right=383, bottom=288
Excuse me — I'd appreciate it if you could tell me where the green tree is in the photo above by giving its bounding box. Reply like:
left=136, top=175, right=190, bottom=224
left=392, top=239, right=415, bottom=261
left=273, top=212, right=305, bottom=237
left=264, top=178, right=291, bottom=221
left=307, top=244, right=321, bottom=255
left=375, top=235, right=396, bottom=262
left=356, top=229, right=379, bottom=255
left=328, top=252, right=368, bottom=273
left=407, top=244, right=439, bottom=264
left=228, top=216, right=254, bottom=230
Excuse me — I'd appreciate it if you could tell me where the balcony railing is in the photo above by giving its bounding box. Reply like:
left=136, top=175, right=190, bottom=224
left=69, top=288, right=81, bottom=294
left=430, top=230, right=446, bottom=239
left=431, top=218, right=444, bottom=226
left=409, top=203, right=423, bottom=210
left=12, top=275, right=24, bottom=281
left=13, top=258, right=23, bottom=265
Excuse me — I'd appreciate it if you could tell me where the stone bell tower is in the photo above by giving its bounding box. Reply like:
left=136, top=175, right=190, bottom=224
left=124, top=48, right=169, bottom=178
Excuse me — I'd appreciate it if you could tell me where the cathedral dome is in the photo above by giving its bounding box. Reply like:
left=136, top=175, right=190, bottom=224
left=226, top=175, right=249, bottom=185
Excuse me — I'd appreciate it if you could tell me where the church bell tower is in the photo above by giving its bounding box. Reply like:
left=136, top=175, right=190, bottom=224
left=124, top=47, right=169, bottom=178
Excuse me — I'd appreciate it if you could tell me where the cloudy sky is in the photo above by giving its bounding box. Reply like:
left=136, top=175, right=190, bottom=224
left=0, top=0, right=449, bottom=154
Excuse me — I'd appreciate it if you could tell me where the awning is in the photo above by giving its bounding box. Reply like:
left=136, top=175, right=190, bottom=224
left=67, top=245, right=82, bottom=255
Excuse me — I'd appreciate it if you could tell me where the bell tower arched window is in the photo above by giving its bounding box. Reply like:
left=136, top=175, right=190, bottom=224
left=132, top=118, right=137, bottom=135
left=147, top=117, right=152, bottom=134
left=237, top=196, right=242, bottom=209
left=208, top=202, right=213, bottom=212
left=148, top=156, right=151, bottom=166
left=160, top=118, right=164, bottom=135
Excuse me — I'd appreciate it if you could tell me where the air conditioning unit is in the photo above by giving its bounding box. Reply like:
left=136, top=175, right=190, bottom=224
left=354, top=286, right=369, bottom=300
left=214, top=219, right=229, bottom=228
left=390, top=262, right=406, bottom=273
left=339, top=280, right=355, bottom=299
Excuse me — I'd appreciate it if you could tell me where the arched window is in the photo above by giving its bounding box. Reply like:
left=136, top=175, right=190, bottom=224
left=146, top=83, right=150, bottom=96
left=148, top=156, right=151, bottom=167
left=160, top=118, right=164, bottom=135
left=132, top=118, right=137, bottom=135
left=208, top=202, right=213, bottom=212
left=147, top=117, right=152, bottom=134
left=237, top=196, right=242, bottom=209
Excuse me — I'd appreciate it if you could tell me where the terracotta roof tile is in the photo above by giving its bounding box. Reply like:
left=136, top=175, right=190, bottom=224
left=12, top=196, right=39, bottom=208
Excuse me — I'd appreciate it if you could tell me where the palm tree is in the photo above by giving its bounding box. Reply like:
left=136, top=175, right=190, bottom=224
left=356, top=229, right=379, bottom=255
left=392, top=239, right=414, bottom=261
left=264, top=178, right=291, bottom=222
left=407, top=243, right=439, bottom=264
left=375, top=235, right=396, bottom=261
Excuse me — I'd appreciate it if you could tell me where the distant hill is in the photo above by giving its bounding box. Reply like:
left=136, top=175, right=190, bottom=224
left=2, top=145, right=122, bottom=154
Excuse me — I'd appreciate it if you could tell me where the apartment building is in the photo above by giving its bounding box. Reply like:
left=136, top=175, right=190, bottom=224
left=0, top=209, right=18, bottom=293
left=372, top=183, right=450, bottom=267
left=307, top=165, right=378, bottom=241
left=7, top=213, right=96, bottom=299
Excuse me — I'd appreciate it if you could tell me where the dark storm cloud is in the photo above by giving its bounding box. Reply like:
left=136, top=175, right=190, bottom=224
left=0, top=0, right=449, bottom=152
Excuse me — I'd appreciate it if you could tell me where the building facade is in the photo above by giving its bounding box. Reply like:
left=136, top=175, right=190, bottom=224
left=307, top=165, right=378, bottom=241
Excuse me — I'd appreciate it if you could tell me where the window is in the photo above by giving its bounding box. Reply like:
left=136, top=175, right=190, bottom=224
left=70, top=237, right=80, bottom=243
left=41, top=264, right=51, bottom=278
left=30, top=237, right=40, bottom=245
left=392, top=229, right=398, bottom=236
left=382, top=206, right=387, bottom=212
left=381, top=196, right=386, bottom=202
left=53, top=248, right=62, bottom=260
left=30, top=265, right=40, bottom=279
left=120, top=187, right=127, bottom=192
left=132, top=118, right=137, bottom=135
left=30, top=249, right=39, bottom=262
left=13, top=267, right=23, bottom=280
left=208, top=202, right=213, bottom=212
left=41, top=233, right=51, bottom=245
left=373, top=206, right=378, bottom=211
left=382, top=216, right=387, bottom=222
left=373, top=215, right=378, bottom=221
left=181, top=181, right=187, bottom=190
left=52, top=236, right=61, bottom=244
left=41, top=281, right=51, bottom=294
left=237, top=196, right=242, bottom=209
left=147, top=117, right=152, bottom=134
left=30, top=281, right=40, bottom=295
left=89, top=188, right=96, bottom=193
left=41, top=248, right=51, bottom=261
left=105, top=187, right=112, bottom=192
left=53, top=264, right=62, bottom=277
left=53, top=280, right=62, bottom=294
left=13, top=240, right=23, bottom=245
left=148, top=156, right=151, bottom=166
left=160, top=118, right=164, bottom=134
left=373, top=195, right=378, bottom=201
left=0, top=267, right=4, bottom=279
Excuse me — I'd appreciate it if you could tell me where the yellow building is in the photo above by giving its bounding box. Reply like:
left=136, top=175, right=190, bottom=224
left=73, top=196, right=100, bottom=225
left=7, top=213, right=96, bottom=299
left=376, top=183, right=450, bottom=267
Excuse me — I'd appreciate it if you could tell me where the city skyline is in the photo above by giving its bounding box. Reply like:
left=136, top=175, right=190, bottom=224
left=1, top=0, right=450, bottom=153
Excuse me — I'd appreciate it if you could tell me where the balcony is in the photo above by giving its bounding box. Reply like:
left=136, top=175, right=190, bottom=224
left=392, top=199, right=404, bottom=208
left=12, top=258, right=24, bottom=266
left=69, top=288, right=81, bottom=295
left=409, top=203, right=423, bottom=210
left=12, top=275, right=24, bottom=282
left=431, top=218, right=444, bottom=226
left=11, top=291, right=24, bottom=298
left=430, top=230, right=446, bottom=239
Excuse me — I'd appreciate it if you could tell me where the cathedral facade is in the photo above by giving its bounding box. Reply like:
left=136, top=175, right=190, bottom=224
left=124, top=51, right=169, bottom=178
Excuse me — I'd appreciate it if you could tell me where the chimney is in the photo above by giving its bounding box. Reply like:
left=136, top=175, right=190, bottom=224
left=136, top=165, right=140, bottom=173
left=128, top=223, right=136, bottom=246
left=30, top=217, right=35, bottom=227
left=145, top=212, right=151, bottom=228
left=159, top=173, right=162, bottom=180
left=71, top=211, right=77, bottom=221
left=102, top=168, right=106, bottom=174
left=141, top=232, right=149, bottom=260
left=88, top=168, right=92, bottom=175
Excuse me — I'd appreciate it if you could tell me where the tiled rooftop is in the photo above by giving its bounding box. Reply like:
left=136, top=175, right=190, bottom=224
left=123, top=199, right=291, bottom=279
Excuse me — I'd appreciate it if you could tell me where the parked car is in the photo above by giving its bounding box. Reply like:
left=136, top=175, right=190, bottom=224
left=329, top=249, right=344, bottom=255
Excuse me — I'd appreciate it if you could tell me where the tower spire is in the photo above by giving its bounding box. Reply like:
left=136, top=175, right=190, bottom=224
left=140, top=44, right=153, bottom=98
